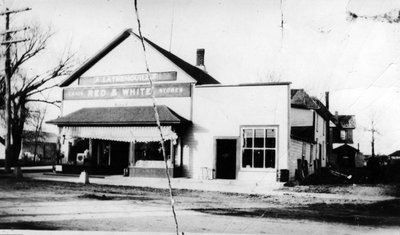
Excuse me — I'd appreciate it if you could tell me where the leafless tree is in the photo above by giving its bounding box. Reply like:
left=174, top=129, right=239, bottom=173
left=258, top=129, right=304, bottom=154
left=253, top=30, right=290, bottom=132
left=28, top=107, right=47, bottom=163
left=1, top=25, right=74, bottom=171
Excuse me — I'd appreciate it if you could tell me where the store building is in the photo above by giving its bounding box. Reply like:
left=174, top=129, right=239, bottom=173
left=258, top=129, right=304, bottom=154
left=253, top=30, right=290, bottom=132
left=48, top=29, right=291, bottom=182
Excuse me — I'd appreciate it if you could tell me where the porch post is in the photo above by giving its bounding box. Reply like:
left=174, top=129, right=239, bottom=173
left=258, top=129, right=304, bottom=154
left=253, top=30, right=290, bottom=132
left=129, top=142, right=135, bottom=166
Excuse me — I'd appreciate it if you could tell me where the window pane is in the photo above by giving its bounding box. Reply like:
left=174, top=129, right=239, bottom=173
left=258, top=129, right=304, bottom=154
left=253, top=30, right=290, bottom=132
left=242, top=149, right=253, bottom=168
left=254, top=129, right=264, bottom=147
left=254, top=149, right=264, bottom=168
left=265, top=150, right=276, bottom=168
left=265, top=129, right=276, bottom=148
left=243, top=129, right=253, bottom=148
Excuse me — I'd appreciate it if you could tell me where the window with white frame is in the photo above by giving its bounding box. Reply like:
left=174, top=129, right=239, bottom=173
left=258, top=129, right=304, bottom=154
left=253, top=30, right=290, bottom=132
left=241, top=127, right=277, bottom=169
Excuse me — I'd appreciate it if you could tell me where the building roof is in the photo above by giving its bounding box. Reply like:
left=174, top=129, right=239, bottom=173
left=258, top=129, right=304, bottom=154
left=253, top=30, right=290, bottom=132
left=291, top=126, right=315, bottom=143
left=311, top=97, right=333, bottom=121
left=60, top=29, right=219, bottom=87
left=332, top=144, right=359, bottom=155
left=142, top=34, right=220, bottom=85
left=291, top=89, right=334, bottom=121
left=47, top=105, right=187, bottom=126
left=335, top=115, right=356, bottom=129
left=290, top=89, right=319, bottom=109
left=389, top=150, right=400, bottom=156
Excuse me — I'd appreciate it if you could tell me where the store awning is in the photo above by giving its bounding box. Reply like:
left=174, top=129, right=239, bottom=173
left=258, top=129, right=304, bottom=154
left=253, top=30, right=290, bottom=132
left=47, top=105, right=187, bottom=142
left=61, top=126, right=177, bottom=143
left=47, top=105, right=187, bottom=126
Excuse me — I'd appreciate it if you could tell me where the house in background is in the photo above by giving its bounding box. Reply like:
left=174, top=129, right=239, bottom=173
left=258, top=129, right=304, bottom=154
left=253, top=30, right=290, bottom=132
left=331, top=113, right=356, bottom=145
left=329, top=112, right=359, bottom=168
left=289, top=89, right=334, bottom=181
left=0, top=130, right=58, bottom=163
left=20, top=131, right=58, bottom=163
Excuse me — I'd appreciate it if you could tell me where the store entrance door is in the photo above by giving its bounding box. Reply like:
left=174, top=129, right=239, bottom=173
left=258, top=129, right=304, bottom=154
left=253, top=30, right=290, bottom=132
left=216, top=139, right=237, bottom=179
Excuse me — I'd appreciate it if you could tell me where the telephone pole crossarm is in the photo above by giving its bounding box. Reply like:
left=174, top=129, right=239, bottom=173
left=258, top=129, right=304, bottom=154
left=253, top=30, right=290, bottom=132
left=1, top=38, right=29, bottom=45
left=0, top=7, right=31, bottom=16
left=0, top=27, right=30, bottom=35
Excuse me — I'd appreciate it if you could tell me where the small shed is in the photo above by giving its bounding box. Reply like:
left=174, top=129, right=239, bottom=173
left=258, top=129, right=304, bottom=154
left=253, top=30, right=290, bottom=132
left=332, top=144, right=364, bottom=168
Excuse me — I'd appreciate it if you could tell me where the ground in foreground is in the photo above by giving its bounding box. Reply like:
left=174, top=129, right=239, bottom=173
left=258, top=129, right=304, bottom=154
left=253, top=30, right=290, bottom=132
left=0, top=178, right=399, bottom=234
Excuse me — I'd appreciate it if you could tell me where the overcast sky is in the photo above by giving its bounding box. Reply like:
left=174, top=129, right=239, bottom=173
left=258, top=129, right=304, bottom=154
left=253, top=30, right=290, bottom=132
left=3, top=0, right=400, bottom=155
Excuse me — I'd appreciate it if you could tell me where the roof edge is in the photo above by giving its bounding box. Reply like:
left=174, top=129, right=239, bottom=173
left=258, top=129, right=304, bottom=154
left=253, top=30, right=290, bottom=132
left=60, top=28, right=220, bottom=87
left=60, top=28, right=132, bottom=87
left=196, top=82, right=291, bottom=88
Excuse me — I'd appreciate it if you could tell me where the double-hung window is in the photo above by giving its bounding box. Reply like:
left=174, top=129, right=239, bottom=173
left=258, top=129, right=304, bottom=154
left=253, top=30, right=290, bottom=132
left=242, top=127, right=277, bottom=169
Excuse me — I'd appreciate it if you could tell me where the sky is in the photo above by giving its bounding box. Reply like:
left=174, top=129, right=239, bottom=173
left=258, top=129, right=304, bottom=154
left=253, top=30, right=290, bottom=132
left=2, top=0, right=400, bottom=155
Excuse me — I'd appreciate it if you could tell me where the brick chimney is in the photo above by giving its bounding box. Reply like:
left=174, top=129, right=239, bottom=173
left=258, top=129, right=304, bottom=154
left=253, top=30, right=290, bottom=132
left=196, top=48, right=206, bottom=71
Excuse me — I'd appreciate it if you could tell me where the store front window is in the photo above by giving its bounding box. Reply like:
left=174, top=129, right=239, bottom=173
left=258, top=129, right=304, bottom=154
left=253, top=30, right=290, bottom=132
left=242, top=127, right=277, bottom=169
left=135, top=140, right=172, bottom=162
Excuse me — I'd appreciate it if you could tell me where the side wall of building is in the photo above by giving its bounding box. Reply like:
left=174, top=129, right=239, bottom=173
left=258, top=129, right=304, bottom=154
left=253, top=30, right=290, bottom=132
left=291, top=107, right=327, bottom=171
left=289, top=138, right=312, bottom=181
left=0, top=143, right=4, bottom=160
left=314, top=112, right=327, bottom=168
left=291, top=108, right=313, bottom=126
left=185, top=84, right=290, bottom=182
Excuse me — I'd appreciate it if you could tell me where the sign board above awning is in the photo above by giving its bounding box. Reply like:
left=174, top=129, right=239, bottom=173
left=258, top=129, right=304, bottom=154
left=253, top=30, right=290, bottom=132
left=78, top=71, right=177, bottom=86
left=62, top=126, right=177, bottom=143
left=63, top=83, right=191, bottom=100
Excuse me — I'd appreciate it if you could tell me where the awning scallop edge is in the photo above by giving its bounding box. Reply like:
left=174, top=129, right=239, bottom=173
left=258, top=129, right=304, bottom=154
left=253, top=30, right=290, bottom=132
left=61, top=126, right=177, bottom=143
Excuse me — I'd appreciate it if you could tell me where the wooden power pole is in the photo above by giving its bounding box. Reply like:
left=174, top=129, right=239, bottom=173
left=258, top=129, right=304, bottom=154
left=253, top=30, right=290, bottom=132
left=367, top=120, right=379, bottom=157
left=0, top=7, right=31, bottom=172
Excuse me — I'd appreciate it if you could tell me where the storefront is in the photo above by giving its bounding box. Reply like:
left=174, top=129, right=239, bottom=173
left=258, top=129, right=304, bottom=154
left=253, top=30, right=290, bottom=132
left=48, top=29, right=291, bottom=182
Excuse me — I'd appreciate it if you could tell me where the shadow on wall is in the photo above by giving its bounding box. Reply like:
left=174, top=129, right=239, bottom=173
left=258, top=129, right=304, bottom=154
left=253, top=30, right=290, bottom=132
left=180, top=123, right=209, bottom=178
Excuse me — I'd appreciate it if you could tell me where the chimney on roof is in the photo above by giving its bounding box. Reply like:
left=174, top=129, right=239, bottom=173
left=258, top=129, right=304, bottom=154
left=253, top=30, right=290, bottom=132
left=196, top=48, right=206, bottom=70
left=335, top=111, right=338, bottom=119
left=325, top=92, right=329, bottom=110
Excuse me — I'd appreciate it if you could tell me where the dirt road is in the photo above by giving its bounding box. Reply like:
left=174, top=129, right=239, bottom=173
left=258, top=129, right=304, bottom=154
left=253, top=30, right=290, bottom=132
left=0, top=178, right=399, bottom=234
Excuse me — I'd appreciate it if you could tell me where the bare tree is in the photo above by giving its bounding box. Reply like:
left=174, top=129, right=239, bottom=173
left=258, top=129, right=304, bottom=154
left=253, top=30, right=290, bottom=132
left=1, top=25, right=74, bottom=172
left=29, top=107, right=47, bottom=163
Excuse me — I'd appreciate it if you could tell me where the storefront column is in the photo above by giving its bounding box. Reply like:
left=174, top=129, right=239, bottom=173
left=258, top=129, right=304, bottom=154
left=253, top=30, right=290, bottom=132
left=88, top=139, right=93, bottom=159
left=171, top=140, right=175, bottom=166
left=129, top=142, right=135, bottom=166
left=96, top=142, right=101, bottom=165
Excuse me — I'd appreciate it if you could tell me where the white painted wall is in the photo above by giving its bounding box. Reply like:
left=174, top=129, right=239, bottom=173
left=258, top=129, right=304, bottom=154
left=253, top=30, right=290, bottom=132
left=61, top=35, right=199, bottom=121
left=291, top=108, right=313, bottom=126
left=291, top=107, right=327, bottom=169
left=187, top=84, right=290, bottom=182
left=0, top=143, right=4, bottom=160
left=314, top=112, right=327, bottom=168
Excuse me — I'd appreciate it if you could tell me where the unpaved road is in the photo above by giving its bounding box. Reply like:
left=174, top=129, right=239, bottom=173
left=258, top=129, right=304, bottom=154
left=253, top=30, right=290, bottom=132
left=0, top=178, right=399, bottom=234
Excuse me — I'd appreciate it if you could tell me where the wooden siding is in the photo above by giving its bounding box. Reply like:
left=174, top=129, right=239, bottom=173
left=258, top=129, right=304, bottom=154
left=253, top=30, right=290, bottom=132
left=289, top=139, right=312, bottom=181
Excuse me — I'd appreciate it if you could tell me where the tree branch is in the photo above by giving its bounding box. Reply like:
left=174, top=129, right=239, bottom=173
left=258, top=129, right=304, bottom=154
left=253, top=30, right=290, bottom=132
left=27, top=83, right=60, bottom=97
left=25, top=98, right=61, bottom=108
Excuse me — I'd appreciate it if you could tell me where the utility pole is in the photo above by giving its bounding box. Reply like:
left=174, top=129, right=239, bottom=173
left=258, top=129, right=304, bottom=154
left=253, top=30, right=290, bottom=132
left=325, top=91, right=331, bottom=166
left=367, top=120, right=379, bottom=157
left=0, top=7, right=31, bottom=172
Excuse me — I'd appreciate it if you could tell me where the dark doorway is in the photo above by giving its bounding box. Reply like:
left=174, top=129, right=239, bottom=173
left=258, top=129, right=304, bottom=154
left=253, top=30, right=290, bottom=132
left=216, top=139, right=237, bottom=179
left=110, top=141, right=130, bottom=171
